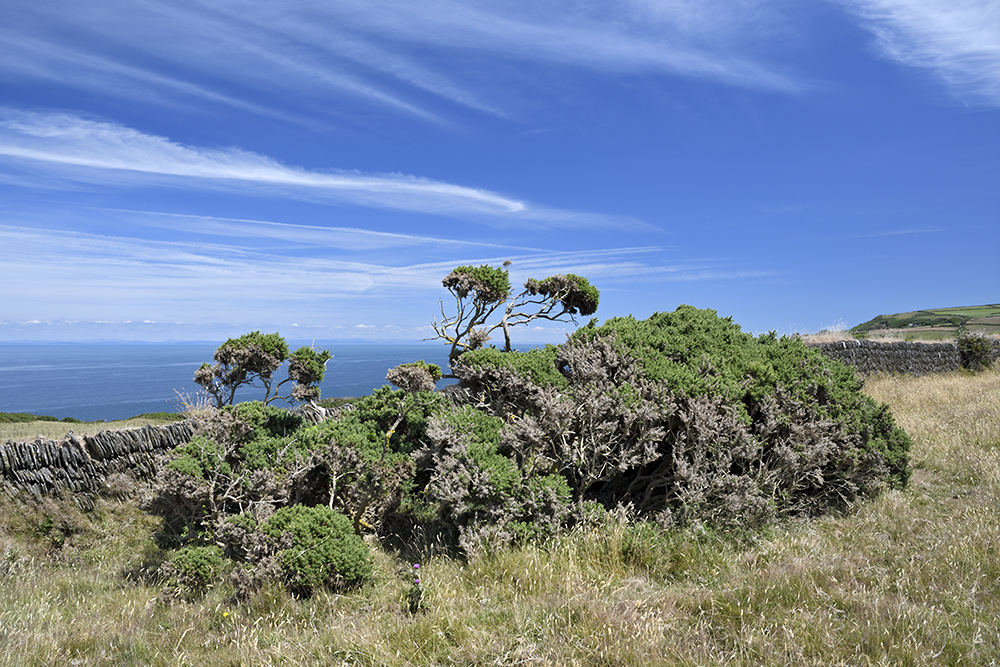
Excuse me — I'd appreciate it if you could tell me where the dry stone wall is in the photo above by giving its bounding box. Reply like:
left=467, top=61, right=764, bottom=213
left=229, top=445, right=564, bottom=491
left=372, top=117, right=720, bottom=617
left=1, top=421, right=195, bottom=509
left=808, top=339, right=1000, bottom=376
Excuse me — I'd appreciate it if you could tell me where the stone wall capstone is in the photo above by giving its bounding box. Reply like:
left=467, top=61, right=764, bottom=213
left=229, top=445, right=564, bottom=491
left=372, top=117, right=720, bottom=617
left=1, top=421, right=195, bottom=509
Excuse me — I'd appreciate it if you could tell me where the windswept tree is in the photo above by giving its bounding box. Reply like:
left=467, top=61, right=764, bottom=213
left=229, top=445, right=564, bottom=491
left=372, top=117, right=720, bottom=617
left=194, top=331, right=332, bottom=407
left=431, top=262, right=599, bottom=367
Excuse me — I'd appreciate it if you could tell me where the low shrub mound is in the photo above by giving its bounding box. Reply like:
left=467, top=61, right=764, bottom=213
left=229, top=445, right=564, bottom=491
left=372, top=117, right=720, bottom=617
left=455, top=305, right=912, bottom=530
left=161, top=545, right=224, bottom=600
left=146, top=379, right=446, bottom=596
left=260, top=505, right=372, bottom=595
left=957, top=330, right=996, bottom=371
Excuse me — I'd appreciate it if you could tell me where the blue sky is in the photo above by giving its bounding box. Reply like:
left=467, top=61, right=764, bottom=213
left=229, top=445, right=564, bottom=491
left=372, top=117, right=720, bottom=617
left=1, top=0, right=997, bottom=344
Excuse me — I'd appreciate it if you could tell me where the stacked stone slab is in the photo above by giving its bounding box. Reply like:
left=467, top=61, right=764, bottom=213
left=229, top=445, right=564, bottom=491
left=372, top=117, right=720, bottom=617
left=808, top=339, right=1000, bottom=376
left=1, top=421, right=195, bottom=509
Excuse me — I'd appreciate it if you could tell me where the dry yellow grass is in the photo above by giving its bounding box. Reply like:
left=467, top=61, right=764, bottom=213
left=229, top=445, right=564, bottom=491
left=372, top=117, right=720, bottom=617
left=0, top=415, right=182, bottom=443
left=0, top=368, right=997, bottom=665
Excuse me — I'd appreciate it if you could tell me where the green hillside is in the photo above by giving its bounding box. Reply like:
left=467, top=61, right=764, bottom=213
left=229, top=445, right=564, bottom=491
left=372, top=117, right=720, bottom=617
left=852, top=304, right=1000, bottom=336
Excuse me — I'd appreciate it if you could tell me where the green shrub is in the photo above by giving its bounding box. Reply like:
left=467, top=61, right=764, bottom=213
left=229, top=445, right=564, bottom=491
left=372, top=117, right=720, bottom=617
left=0, top=412, right=60, bottom=423
left=458, top=345, right=567, bottom=389
left=386, top=360, right=443, bottom=394
left=421, top=404, right=573, bottom=554
left=957, top=331, right=995, bottom=371
left=166, top=434, right=231, bottom=479
left=163, top=545, right=224, bottom=597
left=261, top=505, right=372, bottom=595
left=451, top=306, right=913, bottom=530
left=445, top=264, right=512, bottom=303
left=348, top=385, right=446, bottom=454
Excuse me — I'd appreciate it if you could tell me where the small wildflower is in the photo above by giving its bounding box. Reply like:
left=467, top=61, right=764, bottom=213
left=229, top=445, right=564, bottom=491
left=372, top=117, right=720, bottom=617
left=407, top=563, right=425, bottom=614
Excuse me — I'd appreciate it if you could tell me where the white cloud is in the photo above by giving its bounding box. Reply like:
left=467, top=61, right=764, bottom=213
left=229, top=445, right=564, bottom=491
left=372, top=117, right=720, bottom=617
left=0, top=30, right=315, bottom=127
left=0, top=109, right=525, bottom=215
left=0, top=109, right=655, bottom=230
left=838, top=0, right=1000, bottom=106
left=0, top=222, right=764, bottom=329
left=0, top=0, right=802, bottom=131
left=105, top=209, right=548, bottom=253
left=282, top=0, right=801, bottom=92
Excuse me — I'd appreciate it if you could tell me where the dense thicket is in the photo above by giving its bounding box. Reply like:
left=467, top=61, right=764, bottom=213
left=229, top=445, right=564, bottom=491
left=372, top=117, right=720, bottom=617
left=148, top=306, right=912, bottom=596
left=454, top=306, right=911, bottom=530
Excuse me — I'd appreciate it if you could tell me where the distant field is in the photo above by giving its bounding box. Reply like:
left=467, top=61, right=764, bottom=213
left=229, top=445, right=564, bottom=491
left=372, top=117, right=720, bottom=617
left=851, top=303, right=1000, bottom=338
left=0, top=414, right=183, bottom=443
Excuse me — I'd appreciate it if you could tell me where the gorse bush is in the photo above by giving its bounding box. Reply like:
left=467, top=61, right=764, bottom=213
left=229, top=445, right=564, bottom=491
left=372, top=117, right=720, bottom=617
left=161, top=545, right=224, bottom=599
left=148, top=305, right=913, bottom=590
left=421, top=405, right=573, bottom=553
left=261, top=505, right=372, bottom=595
left=455, top=305, right=912, bottom=531
left=148, top=386, right=442, bottom=594
left=957, top=330, right=995, bottom=371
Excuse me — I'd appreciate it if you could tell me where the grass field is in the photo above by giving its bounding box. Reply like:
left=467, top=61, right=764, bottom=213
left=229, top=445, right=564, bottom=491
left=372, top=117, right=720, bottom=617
left=851, top=303, right=1000, bottom=338
left=1, top=368, right=998, bottom=666
left=0, top=414, right=182, bottom=443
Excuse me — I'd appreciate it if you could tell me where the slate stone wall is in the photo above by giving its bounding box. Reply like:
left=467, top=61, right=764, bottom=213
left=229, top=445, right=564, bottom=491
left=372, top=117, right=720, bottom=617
left=808, top=339, right=1000, bottom=376
left=1, top=421, right=196, bottom=509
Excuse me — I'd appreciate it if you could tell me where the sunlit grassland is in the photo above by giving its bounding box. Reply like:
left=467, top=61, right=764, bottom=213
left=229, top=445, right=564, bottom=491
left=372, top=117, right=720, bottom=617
left=1, top=369, right=998, bottom=666
left=0, top=414, right=182, bottom=443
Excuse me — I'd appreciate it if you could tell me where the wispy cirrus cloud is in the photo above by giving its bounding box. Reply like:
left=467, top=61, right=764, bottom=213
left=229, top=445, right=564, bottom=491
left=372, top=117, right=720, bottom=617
left=97, top=209, right=550, bottom=253
left=0, top=108, right=585, bottom=222
left=0, top=108, right=659, bottom=230
left=0, top=1, right=449, bottom=124
left=0, top=109, right=664, bottom=230
left=837, top=0, right=1000, bottom=106
left=256, top=0, right=802, bottom=92
left=0, top=0, right=802, bottom=130
left=1, top=222, right=755, bottom=326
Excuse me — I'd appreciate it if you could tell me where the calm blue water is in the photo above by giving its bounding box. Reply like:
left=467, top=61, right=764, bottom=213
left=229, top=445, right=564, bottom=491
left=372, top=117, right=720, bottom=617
left=0, top=343, right=453, bottom=422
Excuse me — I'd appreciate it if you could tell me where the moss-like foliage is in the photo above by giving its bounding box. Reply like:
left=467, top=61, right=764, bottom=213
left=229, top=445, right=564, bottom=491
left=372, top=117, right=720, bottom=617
left=457, top=345, right=567, bottom=389
left=261, top=505, right=372, bottom=595
left=443, top=265, right=512, bottom=304
left=161, top=545, right=225, bottom=599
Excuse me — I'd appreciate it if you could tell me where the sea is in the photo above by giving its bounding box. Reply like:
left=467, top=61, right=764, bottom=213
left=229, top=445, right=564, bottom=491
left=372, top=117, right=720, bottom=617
left=0, top=343, right=455, bottom=422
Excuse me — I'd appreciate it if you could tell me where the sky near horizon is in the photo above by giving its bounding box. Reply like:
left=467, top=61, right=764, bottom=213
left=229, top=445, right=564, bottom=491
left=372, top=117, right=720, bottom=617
left=1, top=0, right=998, bottom=344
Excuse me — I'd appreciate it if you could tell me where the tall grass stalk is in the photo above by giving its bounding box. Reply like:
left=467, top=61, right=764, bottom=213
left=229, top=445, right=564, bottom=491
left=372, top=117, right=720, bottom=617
left=1, top=369, right=997, bottom=665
